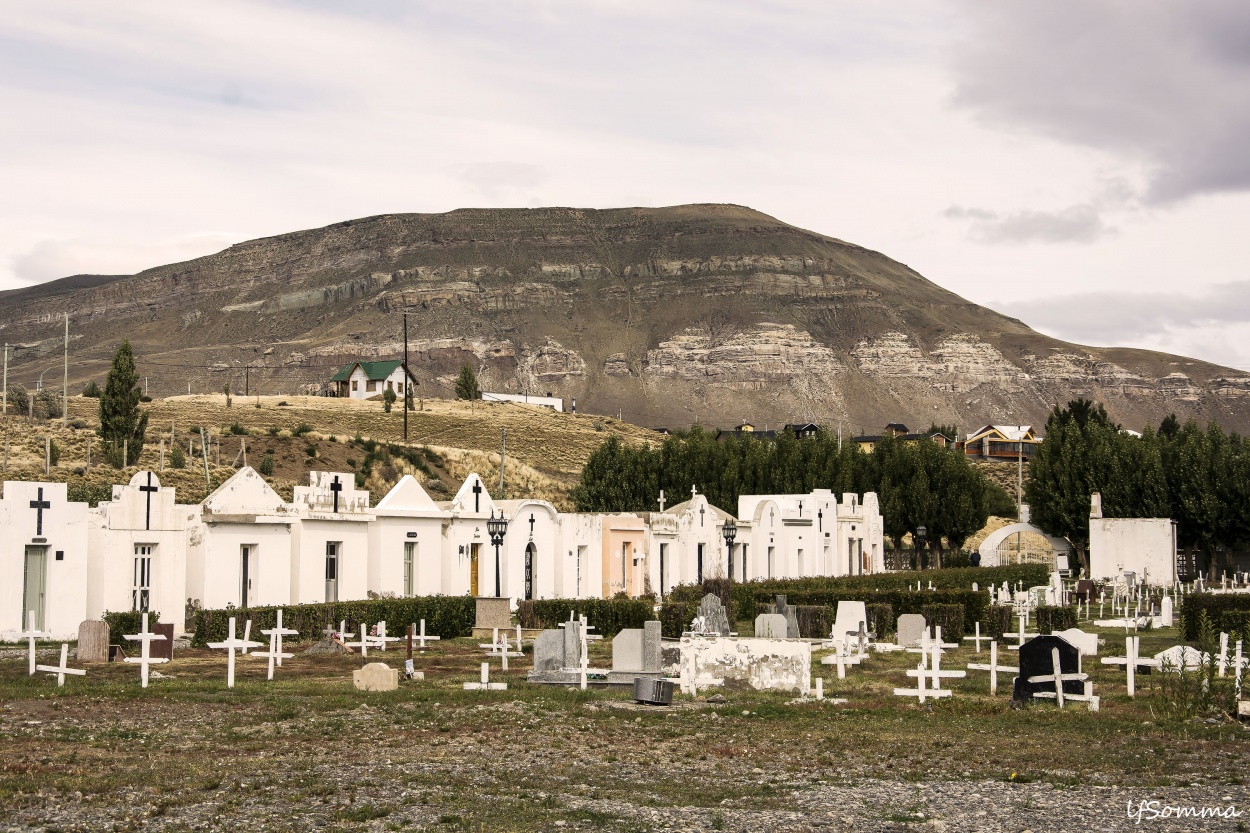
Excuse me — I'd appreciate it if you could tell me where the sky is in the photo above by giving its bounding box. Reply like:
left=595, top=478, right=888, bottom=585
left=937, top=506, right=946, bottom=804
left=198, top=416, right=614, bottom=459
left=2, top=1, right=1249, bottom=371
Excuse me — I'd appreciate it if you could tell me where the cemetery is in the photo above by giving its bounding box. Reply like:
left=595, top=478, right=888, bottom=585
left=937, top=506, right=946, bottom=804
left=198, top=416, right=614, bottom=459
left=2, top=565, right=1249, bottom=831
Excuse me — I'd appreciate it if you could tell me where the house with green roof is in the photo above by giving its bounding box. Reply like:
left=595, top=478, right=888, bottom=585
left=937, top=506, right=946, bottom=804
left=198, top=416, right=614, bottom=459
left=330, top=360, right=415, bottom=400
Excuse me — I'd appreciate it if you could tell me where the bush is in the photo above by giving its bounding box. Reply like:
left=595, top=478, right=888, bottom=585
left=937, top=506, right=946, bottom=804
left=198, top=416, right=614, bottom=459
left=293, top=422, right=314, bottom=437
left=866, top=603, right=894, bottom=639
left=103, top=610, right=162, bottom=644
left=170, top=443, right=186, bottom=469
left=267, top=426, right=280, bottom=437
left=795, top=605, right=830, bottom=638
left=1035, top=605, right=1078, bottom=634
left=67, top=481, right=116, bottom=507
left=228, top=423, right=247, bottom=436
left=258, top=454, right=275, bottom=476
left=660, top=602, right=692, bottom=639
left=304, top=443, right=317, bottom=458
left=920, top=603, right=965, bottom=641
left=382, top=388, right=396, bottom=413
left=139, top=394, right=153, bottom=403
left=1180, top=593, right=1250, bottom=641
left=191, top=596, right=475, bottom=647
left=47, top=439, right=60, bottom=467
left=981, top=605, right=1014, bottom=639
left=33, top=388, right=63, bottom=420
left=82, top=381, right=101, bottom=398
left=5, top=383, right=29, bottom=416
left=1221, top=610, right=1250, bottom=646
left=517, top=598, right=655, bottom=637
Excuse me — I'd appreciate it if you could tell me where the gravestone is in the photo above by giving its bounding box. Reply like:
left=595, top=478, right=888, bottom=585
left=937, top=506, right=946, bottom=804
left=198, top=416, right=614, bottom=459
left=896, top=614, right=927, bottom=648
left=353, top=662, right=399, bottom=692
left=696, top=594, right=731, bottom=636
left=532, top=630, right=564, bottom=672
left=769, top=595, right=800, bottom=638
left=832, top=601, right=868, bottom=646
left=77, top=620, right=110, bottom=663
left=1159, top=595, right=1174, bottom=627
left=755, top=613, right=790, bottom=639
left=1012, top=635, right=1083, bottom=702
left=1057, top=628, right=1098, bottom=657
left=642, top=621, right=662, bottom=672
left=612, top=629, right=644, bottom=672
left=1154, top=644, right=1206, bottom=671
left=475, top=597, right=511, bottom=630
left=1075, top=580, right=1096, bottom=602
left=151, top=623, right=175, bottom=661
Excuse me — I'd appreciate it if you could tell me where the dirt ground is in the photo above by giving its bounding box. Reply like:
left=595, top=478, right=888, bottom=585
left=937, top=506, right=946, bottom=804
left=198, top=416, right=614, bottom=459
left=2, top=622, right=1248, bottom=832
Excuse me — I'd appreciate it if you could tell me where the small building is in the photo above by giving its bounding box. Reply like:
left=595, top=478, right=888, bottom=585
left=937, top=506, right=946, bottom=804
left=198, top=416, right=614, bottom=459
left=481, top=391, right=564, bottom=412
left=963, top=425, right=1040, bottom=461
left=0, top=481, right=88, bottom=640
left=369, top=476, right=446, bottom=598
left=330, top=360, right=415, bottom=401
left=291, top=472, right=373, bottom=604
left=1088, top=493, right=1177, bottom=586
left=785, top=422, right=821, bottom=439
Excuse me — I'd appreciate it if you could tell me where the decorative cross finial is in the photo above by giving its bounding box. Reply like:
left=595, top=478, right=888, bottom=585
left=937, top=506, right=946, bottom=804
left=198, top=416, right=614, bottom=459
left=691, top=485, right=698, bottom=499
left=329, top=475, right=343, bottom=512
left=139, top=472, right=158, bottom=531
left=472, top=479, right=483, bottom=512
left=29, top=487, right=51, bottom=536
left=657, top=490, right=666, bottom=512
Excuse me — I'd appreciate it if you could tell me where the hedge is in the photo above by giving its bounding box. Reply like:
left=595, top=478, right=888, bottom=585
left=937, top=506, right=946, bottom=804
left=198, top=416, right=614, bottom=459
left=190, top=596, right=475, bottom=647
left=920, top=604, right=966, bottom=641
left=1180, top=593, right=1250, bottom=641
left=516, top=598, right=656, bottom=636
left=103, top=610, right=163, bottom=644
left=981, top=605, right=1014, bottom=639
left=1221, top=610, right=1250, bottom=645
left=795, top=605, right=829, bottom=639
left=1035, top=605, right=1078, bottom=635
left=661, top=602, right=693, bottom=638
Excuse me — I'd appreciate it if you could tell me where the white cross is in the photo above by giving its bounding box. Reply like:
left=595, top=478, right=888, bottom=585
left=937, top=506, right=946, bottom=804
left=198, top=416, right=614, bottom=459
left=35, top=643, right=85, bottom=687
left=933, top=626, right=958, bottom=650
left=579, top=615, right=596, bottom=690
left=1100, top=636, right=1158, bottom=697
left=483, top=631, right=522, bottom=671
left=963, top=622, right=992, bottom=654
left=373, top=621, right=401, bottom=652
left=1218, top=632, right=1230, bottom=677
left=657, top=490, right=666, bottom=512
left=345, top=623, right=372, bottom=658
left=124, top=612, right=169, bottom=688
left=260, top=609, right=298, bottom=678
left=1006, top=614, right=1039, bottom=650
left=813, top=677, right=824, bottom=700
left=894, top=660, right=951, bottom=703
left=241, top=619, right=254, bottom=656
left=1028, top=646, right=1096, bottom=710
left=463, top=661, right=507, bottom=690
left=410, top=620, right=441, bottom=651
left=207, top=616, right=262, bottom=688
left=907, top=642, right=966, bottom=691
left=967, top=640, right=1018, bottom=696
left=18, top=610, right=50, bottom=676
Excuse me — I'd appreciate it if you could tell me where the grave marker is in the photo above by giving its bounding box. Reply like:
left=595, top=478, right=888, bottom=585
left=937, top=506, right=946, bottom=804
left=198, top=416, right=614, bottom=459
left=18, top=610, right=50, bottom=676
left=206, top=616, right=262, bottom=688
left=967, top=640, right=1018, bottom=696
left=464, top=661, right=507, bottom=690
left=35, top=643, right=86, bottom=687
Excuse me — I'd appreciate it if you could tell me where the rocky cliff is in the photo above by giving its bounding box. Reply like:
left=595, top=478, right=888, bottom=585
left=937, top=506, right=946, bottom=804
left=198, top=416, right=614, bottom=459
left=2, top=204, right=1247, bottom=434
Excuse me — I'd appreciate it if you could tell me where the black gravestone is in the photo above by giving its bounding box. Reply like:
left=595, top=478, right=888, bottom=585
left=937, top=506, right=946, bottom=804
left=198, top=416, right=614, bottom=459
left=1074, top=580, right=1096, bottom=602
left=1012, top=635, right=1083, bottom=702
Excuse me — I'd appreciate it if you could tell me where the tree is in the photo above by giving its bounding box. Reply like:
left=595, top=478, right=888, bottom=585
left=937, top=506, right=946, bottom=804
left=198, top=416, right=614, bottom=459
left=5, top=383, right=29, bottom=416
left=382, top=387, right=397, bottom=413
left=99, top=340, right=149, bottom=467
left=223, top=381, right=232, bottom=408
left=455, top=364, right=481, bottom=401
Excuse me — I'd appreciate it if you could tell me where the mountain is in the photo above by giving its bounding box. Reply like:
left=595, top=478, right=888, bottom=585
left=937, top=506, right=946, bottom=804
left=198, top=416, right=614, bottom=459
left=2, top=204, right=1248, bottom=434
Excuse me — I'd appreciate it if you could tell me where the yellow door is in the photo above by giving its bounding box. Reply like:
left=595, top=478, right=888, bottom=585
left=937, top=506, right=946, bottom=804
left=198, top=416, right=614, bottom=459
left=469, top=543, right=480, bottom=596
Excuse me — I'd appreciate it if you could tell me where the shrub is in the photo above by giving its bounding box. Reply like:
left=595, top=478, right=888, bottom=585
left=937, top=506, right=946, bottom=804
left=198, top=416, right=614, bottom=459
left=67, top=481, right=115, bottom=507
left=5, top=383, right=29, bottom=416
left=866, top=603, right=894, bottom=639
left=304, top=443, right=317, bottom=458
left=795, top=605, right=830, bottom=638
left=1035, top=605, right=1078, bottom=634
left=82, top=381, right=101, bottom=398
left=33, top=388, right=64, bottom=420
left=191, top=596, right=474, bottom=647
left=170, top=443, right=186, bottom=469
left=517, top=598, right=655, bottom=637
left=267, top=426, right=280, bottom=437
left=228, top=423, right=247, bottom=436
left=258, top=454, right=275, bottom=476
left=103, top=610, right=162, bottom=644
left=1221, top=610, right=1250, bottom=646
left=981, top=604, right=1014, bottom=639
left=1180, top=593, right=1250, bottom=641
left=293, top=422, right=314, bottom=437
left=47, top=439, right=60, bottom=467
left=139, top=394, right=153, bottom=403
left=920, top=603, right=965, bottom=641
left=660, top=602, right=692, bottom=639
left=382, top=388, right=396, bottom=413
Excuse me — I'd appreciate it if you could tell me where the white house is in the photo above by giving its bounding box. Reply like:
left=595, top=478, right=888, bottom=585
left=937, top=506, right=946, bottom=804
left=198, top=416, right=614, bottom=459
left=86, top=472, right=188, bottom=634
left=439, top=473, right=497, bottom=597
left=370, top=476, right=446, bottom=598
left=186, top=467, right=298, bottom=610
left=481, top=391, right=564, bottom=412
left=291, top=472, right=373, bottom=604
left=496, top=498, right=562, bottom=601
left=330, top=360, right=416, bottom=401
left=0, top=481, right=89, bottom=639
left=1088, top=493, right=1177, bottom=585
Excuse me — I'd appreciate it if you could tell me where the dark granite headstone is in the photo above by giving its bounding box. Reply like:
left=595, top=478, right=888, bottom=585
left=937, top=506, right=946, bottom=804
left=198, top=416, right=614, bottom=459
left=151, top=623, right=175, bottom=661
left=1012, top=635, right=1083, bottom=702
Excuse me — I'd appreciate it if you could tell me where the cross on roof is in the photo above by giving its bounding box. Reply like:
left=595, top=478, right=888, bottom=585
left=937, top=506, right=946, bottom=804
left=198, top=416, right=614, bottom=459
left=472, top=479, right=483, bottom=512
left=691, top=485, right=698, bottom=499
left=139, top=472, right=158, bottom=531
left=29, top=487, right=51, bottom=536
left=330, top=475, right=343, bottom=512
left=699, top=505, right=705, bottom=527
left=657, top=490, right=666, bottom=512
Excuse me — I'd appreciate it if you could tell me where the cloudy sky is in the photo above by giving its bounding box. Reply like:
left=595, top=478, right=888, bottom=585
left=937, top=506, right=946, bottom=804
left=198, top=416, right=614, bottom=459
left=3, top=1, right=1249, bottom=370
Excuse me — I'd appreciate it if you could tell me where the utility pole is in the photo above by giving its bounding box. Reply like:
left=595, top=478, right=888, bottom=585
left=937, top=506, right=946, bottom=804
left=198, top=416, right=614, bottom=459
left=403, top=312, right=409, bottom=442
left=62, top=313, right=69, bottom=427
left=499, top=428, right=506, bottom=499
left=2, top=343, right=7, bottom=421
left=244, top=366, right=249, bottom=397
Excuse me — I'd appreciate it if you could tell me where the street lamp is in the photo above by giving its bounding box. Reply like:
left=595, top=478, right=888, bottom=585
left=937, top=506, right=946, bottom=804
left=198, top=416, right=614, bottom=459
left=915, top=525, right=927, bottom=570
left=722, top=518, right=738, bottom=581
left=487, top=509, right=509, bottom=597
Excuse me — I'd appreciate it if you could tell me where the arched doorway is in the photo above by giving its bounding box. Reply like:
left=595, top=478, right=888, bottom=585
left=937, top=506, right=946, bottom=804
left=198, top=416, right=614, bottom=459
left=978, top=523, right=1071, bottom=569
left=524, top=542, right=536, bottom=600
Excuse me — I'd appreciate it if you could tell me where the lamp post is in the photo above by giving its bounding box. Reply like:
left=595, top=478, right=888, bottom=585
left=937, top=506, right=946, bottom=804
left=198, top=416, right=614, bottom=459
left=915, top=525, right=927, bottom=571
left=487, top=509, right=508, bottom=598
left=722, top=518, right=738, bottom=581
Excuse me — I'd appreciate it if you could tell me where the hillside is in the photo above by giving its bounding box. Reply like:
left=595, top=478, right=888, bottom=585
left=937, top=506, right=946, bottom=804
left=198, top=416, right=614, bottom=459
left=2, top=204, right=1247, bottom=434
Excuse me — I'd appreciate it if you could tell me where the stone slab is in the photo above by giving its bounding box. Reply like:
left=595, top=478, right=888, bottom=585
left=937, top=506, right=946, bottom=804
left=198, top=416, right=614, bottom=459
left=474, top=597, right=512, bottom=630
left=532, top=629, right=564, bottom=672
left=896, top=614, right=926, bottom=648
left=151, top=623, right=175, bottom=662
left=678, top=635, right=811, bottom=694
left=1057, top=628, right=1099, bottom=657
left=643, top=621, right=662, bottom=672
left=77, top=620, right=110, bottom=663
left=833, top=601, right=868, bottom=644
left=353, top=662, right=399, bottom=692
left=612, top=629, right=644, bottom=672
left=754, top=613, right=790, bottom=639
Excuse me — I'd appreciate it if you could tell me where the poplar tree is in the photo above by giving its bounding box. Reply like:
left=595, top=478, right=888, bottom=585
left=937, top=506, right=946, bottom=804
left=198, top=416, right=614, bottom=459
left=99, top=340, right=148, bottom=467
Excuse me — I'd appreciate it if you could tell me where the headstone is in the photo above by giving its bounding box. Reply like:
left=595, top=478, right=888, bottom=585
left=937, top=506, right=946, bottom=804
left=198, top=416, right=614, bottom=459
left=612, top=629, right=645, bottom=672
left=696, top=594, right=730, bottom=636
left=642, top=621, right=662, bottom=672
left=475, top=597, right=511, bottom=630
left=353, top=662, right=399, bottom=691
left=1154, top=645, right=1206, bottom=671
left=1057, top=628, right=1098, bottom=657
left=769, top=595, right=800, bottom=638
left=1075, top=580, right=1096, bottom=602
left=755, top=613, right=790, bottom=639
left=532, top=629, right=565, bottom=672
left=77, top=620, right=110, bottom=663
left=896, top=614, right=927, bottom=648
left=832, top=601, right=868, bottom=648
left=151, top=623, right=175, bottom=661
left=1012, top=635, right=1082, bottom=702
left=1159, top=595, right=1173, bottom=627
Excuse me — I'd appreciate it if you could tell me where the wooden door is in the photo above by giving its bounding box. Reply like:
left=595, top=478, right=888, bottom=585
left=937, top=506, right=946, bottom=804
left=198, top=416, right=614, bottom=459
left=469, top=543, right=480, bottom=596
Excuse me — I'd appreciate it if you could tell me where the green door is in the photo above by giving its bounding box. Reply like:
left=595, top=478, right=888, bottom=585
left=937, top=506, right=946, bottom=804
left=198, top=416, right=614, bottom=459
left=23, top=546, right=47, bottom=630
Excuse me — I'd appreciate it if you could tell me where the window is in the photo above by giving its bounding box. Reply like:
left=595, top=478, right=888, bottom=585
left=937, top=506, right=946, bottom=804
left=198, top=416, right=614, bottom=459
left=403, top=542, right=415, bottom=596
left=133, top=545, right=153, bottom=612
left=397, top=382, right=404, bottom=394
left=351, top=380, right=358, bottom=391
left=387, top=380, right=393, bottom=391
left=325, top=542, right=340, bottom=603
left=367, top=380, right=378, bottom=392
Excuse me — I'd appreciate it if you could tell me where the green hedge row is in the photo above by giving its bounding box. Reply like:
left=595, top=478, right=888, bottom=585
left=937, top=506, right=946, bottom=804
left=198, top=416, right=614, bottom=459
left=516, top=598, right=656, bottom=636
left=190, top=596, right=475, bottom=647
left=983, top=605, right=1014, bottom=639
left=1179, top=593, right=1250, bottom=641
left=921, top=604, right=966, bottom=642
left=1220, top=611, right=1250, bottom=645
left=738, top=589, right=987, bottom=630
left=103, top=610, right=163, bottom=644
left=1035, top=605, right=1078, bottom=635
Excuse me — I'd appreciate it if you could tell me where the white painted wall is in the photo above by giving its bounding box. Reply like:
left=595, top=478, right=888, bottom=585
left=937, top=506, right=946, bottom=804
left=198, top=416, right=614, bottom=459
left=0, top=481, right=88, bottom=640
left=1090, top=517, right=1177, bottom=585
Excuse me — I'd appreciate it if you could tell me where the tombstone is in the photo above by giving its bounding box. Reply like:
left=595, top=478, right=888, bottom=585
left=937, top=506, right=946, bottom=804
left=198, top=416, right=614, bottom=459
left=475, top=597, right=511, bottom=631
left=1074, top=580, right=1096, bottom=602
left=612, top=629, right=645, bottom=672
left=695, top=594, right=731, bottom=636
left=755, top=613, right=790, bottom=639
left=532, top=629, right=565, bottom=672
left=77, top=620, right=110, bottom=663
left=1154, top=645, right=1206, bottom=672
left=832, top=601, right=868, bottom=647
left=353, top=662, right=399, bottom=692
left=642, top=621, right=662, bottom=672
left=1057, top=628, right=1098, bottom=657
left=769, top=595, right=800, bottom=638
left=1012, top=636, right=1083, bottom=702
left=1159, top=595, right=1174, bottom=627
left=151, top=623, right=176, bottom=661
left=896, top=614, right=927, bottom=648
